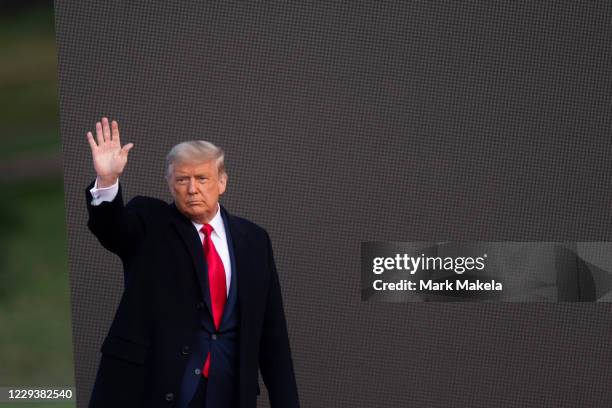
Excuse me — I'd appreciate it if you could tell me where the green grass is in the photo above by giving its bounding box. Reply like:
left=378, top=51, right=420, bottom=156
left=0, top=178, right=74, bottom=388
left=0, top=7, right=60, bottom=158
left=0, top=7, right=55, bottom=40
left=0, top=7, right=74, bottom=406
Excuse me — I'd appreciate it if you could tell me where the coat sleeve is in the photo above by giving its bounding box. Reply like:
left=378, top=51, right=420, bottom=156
left=85, top=179, right=147, bottom=264
left=258, top=231, right=300, bottom=408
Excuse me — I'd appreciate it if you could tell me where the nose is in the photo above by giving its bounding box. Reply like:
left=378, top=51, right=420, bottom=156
left=188, top=178, right=197, bottom=194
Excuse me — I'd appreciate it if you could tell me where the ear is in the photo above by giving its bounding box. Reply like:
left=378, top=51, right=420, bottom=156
left=167, top=177, right=176, bottom=199
left=218, top=172, right=228, bottom=195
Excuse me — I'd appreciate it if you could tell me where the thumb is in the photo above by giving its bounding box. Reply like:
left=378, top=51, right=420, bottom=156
left=122, top=143, right=134, bottom=154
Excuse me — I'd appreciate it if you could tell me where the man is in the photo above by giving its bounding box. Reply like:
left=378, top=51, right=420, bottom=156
left=85, top=117, right=299, bottom=407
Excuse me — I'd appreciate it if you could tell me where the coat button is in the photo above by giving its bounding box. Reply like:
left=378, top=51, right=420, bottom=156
left=211, top=333, right=217, bottom=340
left=181, top=345, right=190, bottom=355
left=165, top=392, right=174, bottom=402
left=194, top=368, right=201, bottom=376
left=196, top=302, right=204, bottom=310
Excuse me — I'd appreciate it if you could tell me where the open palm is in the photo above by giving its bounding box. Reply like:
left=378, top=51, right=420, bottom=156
left=87, top=117, right=134, bottom=187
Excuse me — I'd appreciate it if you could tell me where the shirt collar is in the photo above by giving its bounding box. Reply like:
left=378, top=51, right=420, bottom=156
left=191, top=203, right=226, bottom=240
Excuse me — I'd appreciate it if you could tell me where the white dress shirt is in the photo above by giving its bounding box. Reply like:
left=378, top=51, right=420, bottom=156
left=190, top=205, right=232, bottom=295
left=90, top=178, right=232, bottom=295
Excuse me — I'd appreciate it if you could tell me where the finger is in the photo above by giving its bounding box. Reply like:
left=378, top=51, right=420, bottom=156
left=121, top=143, right=134, bottom=155
left=95, top=121, right=104, bottom=146
left=87, top=131, right=98, bottom=151
left=102, top=117, right=111, bottom=142
left=111, top=120, right=120, bottom=144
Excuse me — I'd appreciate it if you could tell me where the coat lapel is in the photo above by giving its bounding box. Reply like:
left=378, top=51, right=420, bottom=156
left=169, top=203, right=258, bottom=330
left=169, top=203, right=213, bottom=320
left=219, top=207, right=238, bottom=328
left=221, top=206, right=257, bottom=329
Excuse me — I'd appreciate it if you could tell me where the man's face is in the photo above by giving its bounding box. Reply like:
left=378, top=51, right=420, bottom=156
left=168, top=160, right=227, bottom=224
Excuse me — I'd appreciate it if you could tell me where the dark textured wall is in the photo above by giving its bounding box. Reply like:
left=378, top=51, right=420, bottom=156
left=55, top=2, right=612, bottom=406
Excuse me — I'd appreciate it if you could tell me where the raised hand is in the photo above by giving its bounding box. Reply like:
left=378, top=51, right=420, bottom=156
left=87, top=117, right=134, bottom=188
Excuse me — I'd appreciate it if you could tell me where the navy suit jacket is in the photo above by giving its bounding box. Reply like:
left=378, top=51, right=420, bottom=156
left=86, top=181, right=299, bottom=408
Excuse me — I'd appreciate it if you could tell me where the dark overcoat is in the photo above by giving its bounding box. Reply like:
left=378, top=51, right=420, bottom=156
left=85, top=181, right=299, bottom=408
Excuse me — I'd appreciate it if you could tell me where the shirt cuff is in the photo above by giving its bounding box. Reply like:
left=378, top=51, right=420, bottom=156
left=90, top=178, right=119, bottom=206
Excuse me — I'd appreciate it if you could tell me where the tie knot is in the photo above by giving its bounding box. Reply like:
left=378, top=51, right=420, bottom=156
left=201, top=224, right=214, bottom=236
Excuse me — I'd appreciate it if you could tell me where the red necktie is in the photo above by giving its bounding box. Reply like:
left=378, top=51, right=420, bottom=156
left=200, top=224, right=227, bottom=378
